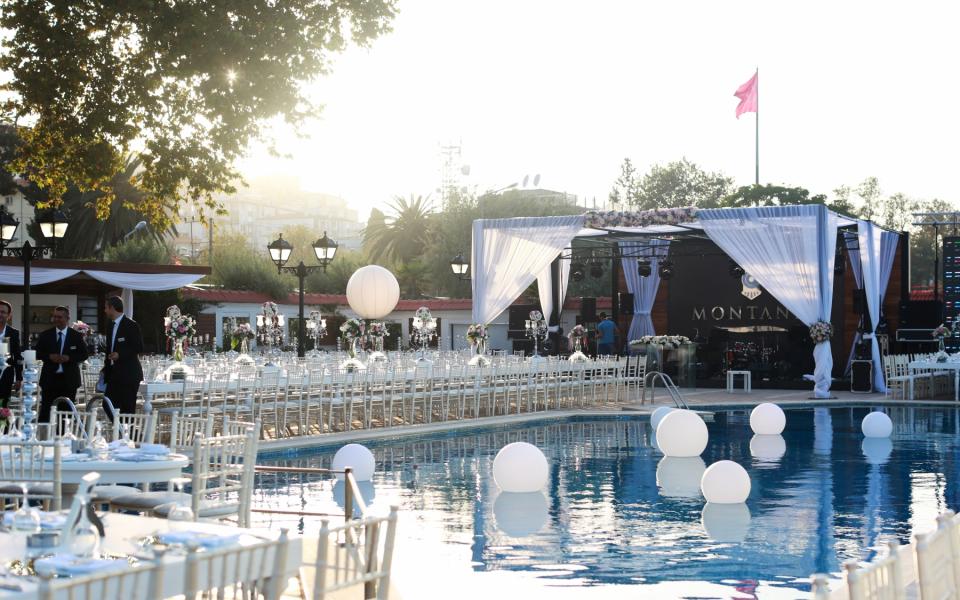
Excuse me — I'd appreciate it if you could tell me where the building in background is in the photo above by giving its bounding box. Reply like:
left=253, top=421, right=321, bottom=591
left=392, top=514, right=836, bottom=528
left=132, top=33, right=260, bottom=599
left=1, top=187, right=36, bottom=247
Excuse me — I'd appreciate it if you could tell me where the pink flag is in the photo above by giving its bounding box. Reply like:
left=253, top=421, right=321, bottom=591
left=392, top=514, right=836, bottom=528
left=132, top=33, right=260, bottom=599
left=734, top=71, right=758, bottom=118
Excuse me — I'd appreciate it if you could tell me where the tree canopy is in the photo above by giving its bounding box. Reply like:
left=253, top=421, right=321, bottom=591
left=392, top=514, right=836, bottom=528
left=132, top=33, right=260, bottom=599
left=610, top=157, right=732, bottom=209
left=0, top=0, right=397, bottom=227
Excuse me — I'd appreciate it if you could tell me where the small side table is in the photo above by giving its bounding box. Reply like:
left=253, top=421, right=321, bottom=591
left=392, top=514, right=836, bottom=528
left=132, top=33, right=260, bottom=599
left=727, top=370, right=752, bottom=393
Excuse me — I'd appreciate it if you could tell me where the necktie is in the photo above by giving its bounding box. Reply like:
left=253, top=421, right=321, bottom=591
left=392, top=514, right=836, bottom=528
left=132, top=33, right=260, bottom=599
left=56, top=331, right=63, bottom=373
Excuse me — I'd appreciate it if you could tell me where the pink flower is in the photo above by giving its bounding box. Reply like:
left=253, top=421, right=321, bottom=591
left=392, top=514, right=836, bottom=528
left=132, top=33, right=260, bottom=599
left=0, top=408, right=10, bottom=419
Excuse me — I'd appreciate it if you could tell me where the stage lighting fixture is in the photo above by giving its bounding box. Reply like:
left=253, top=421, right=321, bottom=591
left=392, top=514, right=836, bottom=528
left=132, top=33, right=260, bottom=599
left=638, top=261, right=652, bottom=277
left=658, top=260, right=674, bottom=280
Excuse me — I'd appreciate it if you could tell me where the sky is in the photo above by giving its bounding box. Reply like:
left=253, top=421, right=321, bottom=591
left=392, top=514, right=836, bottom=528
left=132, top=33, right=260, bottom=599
left=237, top=0, right=960, bottom=222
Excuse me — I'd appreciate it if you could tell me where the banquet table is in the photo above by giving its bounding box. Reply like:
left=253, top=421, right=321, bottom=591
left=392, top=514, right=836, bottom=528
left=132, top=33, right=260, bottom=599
left=908, top=360, right=960, bottom=401
left=0, top=512, right=301, bottom=598
left=59, top=453, right=189, bottom=485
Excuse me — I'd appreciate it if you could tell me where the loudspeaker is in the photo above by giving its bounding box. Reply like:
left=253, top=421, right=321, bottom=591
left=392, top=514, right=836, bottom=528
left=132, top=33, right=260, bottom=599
left=853, top=289, right=867, bottom=315
left=581, top=297, right=596, bottom=322
left=851, top=360, right=873, bottom=393
left=618, top=293, right=635, bottom=315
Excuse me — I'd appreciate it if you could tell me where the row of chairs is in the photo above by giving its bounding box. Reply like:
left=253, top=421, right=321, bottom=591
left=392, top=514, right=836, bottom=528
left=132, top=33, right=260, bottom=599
left=812, top=510, right=960, bottom=599
left=883, top=354, right=952, bottom=400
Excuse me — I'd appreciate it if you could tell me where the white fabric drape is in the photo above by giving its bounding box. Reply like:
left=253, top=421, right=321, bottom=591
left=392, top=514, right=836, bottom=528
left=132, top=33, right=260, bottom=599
left=858, top=221, right=899, bottom=393
left=0, top=266, right=80, bottom=286
left=536, top=259, right=572, bottom=332
left=844, top=232, right=864, bottom=375
left=121, top=288, right=135, bottom=319
left=619, top=239, right=670, bottom=340
left=84, top=270, right=204, bottom=291
left=699, top=204, right=839, bottom=398
left=471, top=216, right=584, bottom=324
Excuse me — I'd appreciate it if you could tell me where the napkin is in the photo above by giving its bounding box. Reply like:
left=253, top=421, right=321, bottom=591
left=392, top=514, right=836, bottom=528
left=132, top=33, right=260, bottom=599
left=158, top=531, right=241, bottom=548
left=108, top=440, right=134, bottom=451
left=34, top=555, right=127, bottom=576
left=138, top=444, right=171, bottom=456
left=112, top=452, right=168, bottom=462
left=3, top=511, right=67, bottom=530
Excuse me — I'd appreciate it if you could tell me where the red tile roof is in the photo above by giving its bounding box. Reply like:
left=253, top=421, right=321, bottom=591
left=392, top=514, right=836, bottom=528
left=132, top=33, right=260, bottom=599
left=183, top=287, right=611, bottom=310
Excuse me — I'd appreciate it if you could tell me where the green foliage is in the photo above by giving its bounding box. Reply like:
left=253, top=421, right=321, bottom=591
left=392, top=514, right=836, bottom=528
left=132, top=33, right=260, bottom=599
left=104, top=236, right=172, bottom=265
left=362, top=195, right=433, bottom=263
left=719, top=184, right=828, bottom=208
left=620, top=158, right=733, bottom=209
left=608, top=158, right=637, bottom=206
left=305, top=249, right=368, bottom=294
left=0, top=0, right=397, bottom=227
left=207, top=232, right=292, bottom=300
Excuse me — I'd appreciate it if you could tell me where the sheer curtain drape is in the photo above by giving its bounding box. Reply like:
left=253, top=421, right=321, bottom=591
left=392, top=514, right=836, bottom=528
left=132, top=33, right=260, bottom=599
left=699, top=204, right=839, bottom=397
left=858, top=221, right=898, bottom=392
left=537, top=258, right=571, bottom=332
left=471, top=216, right=584, bottom=325
left=619, top=239, right=670, bottom=341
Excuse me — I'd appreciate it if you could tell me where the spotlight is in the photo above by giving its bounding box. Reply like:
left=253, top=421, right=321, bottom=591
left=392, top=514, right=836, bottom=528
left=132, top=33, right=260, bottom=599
left=589, top=262, right=604, bottom=279
left=571, top=264, right=584, bottom=282
left=659, top=260, right=674, bottom=280
left=638, top=261, right=652, bottom=277
left=729, top=261, right=744, bottom=278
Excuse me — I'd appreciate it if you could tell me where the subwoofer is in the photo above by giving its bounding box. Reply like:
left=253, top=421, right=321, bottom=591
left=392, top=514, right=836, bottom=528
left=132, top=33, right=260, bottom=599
left=618, top=292, right=635, bottom=315
left=580, top=297, right=596, bottom=322
left=851, top=360, right=873, bottom=393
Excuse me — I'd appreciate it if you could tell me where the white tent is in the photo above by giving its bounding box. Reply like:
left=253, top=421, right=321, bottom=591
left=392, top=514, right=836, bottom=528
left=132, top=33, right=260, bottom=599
left=470, top=204, right=897, bottom=398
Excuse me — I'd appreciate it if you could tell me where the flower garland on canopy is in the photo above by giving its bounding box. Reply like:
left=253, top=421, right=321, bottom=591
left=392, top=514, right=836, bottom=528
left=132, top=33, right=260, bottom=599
left=629, top=335, right=691, bottom=349
left=584, top=207, right=699, bottom=230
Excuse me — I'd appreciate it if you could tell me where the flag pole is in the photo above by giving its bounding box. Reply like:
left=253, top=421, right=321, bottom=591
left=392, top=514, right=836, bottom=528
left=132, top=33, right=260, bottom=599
left=754, top=67, right=759, bottom=185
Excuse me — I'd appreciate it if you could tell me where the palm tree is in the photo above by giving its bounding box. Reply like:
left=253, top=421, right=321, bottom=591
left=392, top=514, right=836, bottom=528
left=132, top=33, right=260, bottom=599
left=362, top=194, right=432, bottom=264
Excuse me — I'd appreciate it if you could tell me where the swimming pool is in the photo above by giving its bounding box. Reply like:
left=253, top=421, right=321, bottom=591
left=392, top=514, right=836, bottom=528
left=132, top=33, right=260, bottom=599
left=253, top=406, right=960, bottom=598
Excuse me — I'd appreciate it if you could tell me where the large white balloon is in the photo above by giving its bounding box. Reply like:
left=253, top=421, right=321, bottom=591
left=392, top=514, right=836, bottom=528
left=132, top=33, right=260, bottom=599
left=332, top=443, right=376, bottom=481
left=701, top=502, right=752, bottom=543
left=700, top=460, right=751, bottom=504
left=656, top=457, right=706, bottom=499
left=651, top=406, right=676, bottom=432
left=750, top=403, right=786, bottom=435
left=656, top=410, right=708, bottom=457
left=345, top=265, right=400, bottom=319
left=862, top=411, right=893, bottom=438
left=862, top=438, right=893, bottom=465
left=492, top=442, right=549, bottom=493
left=749, top=434, right=786, bottom=463
left=494, top=492, right=549, bottom=537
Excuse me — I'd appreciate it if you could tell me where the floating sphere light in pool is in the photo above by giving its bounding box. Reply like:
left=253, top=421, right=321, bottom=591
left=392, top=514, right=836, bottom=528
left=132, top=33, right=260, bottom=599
left=656, top=410, right=708, bottom=457
left=861, top=411, right=893, bottom=438
left=650, top=406, right=676, bottom=432
left=749, top=403, right=786, bottom=435
left=700, top=460, right=751, bottom=504
left=656, top=457, right=706, bottom=499
left=492, top=442, right=549, bottom=493
left=494, top=492, right=549, bottom=537
left=345, top=265, right=400, bottom=319
left=331, top=443, right=376, bottom=481
left=701, top=502, right=752, bottom=543
left=749, top=434, right=786, bottom=463
left=862, top=437, right=894, bottom=465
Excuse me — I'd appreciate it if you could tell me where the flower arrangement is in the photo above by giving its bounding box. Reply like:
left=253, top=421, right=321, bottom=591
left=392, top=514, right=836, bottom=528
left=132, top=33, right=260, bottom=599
left=529, top=310, right=544, bottom=322
left=340, top=318, right=365, bottom=341
left=584, top=206, right=699, bottom=230
left=0, top=407, right=10, bottom=429
left=415, top=306, right=432, bottom=320
left=933, top=324, right=951, bottom=339
left=629, top=335, right=691, bottom=349
left=412, top=307, right=437, bottom=332
left=262, top=301, right=278, bottom=316
left=71, top=321, right=93, bottom=337
left=809, top=320, right=834, bottom=344
left=164, top=307, right=196, bottom=342
left=235, top=323, right=254, bottom=339
left=568, top=324, right=586, bottom=343
left=466, top=324, right=488, bottom=345
left=367, top=321, right=389, bottom=339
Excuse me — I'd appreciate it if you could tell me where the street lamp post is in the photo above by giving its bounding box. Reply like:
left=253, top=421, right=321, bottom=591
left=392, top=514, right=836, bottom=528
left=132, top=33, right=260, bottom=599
left=268, top=231, right=338, bottom=357
left=0, top=209, right=69, bottom=340
left=450, top=251, right=469, bottom=281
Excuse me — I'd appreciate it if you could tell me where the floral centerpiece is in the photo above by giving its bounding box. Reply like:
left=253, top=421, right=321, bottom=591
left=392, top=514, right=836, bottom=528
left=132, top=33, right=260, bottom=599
left=933, top=323, right=952, bottom=361
left=529, top=310, right=543, bottom=322
left=232, top=322, right=255, bottom=354
left=809, top=321, right=833, bottom=344
left=71, top=320, right=97, bottom=353
left=367, top=321, right=389, bottom=362
left=163, top=306, right=196, bottom=362
left=0, top=407, right=10, bottom=430
left=412, top=307, right=437, bottom=362
left=339, top=318, right=366, bottom=370
left=629, top=335, right=691, bottom=349
left=466, top=323, right=490, bottom=366
left=568, top=324, right=589, bottom=362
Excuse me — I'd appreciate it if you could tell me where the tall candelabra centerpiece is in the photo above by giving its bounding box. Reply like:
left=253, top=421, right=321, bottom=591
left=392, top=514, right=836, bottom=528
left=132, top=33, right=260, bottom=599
left=367, top=321, right=389, bottom=363
left=567, top=324, right=589, bottom=363
left=525, top=310, right=548, bottom=360
left=257, top=301, right=285, bottom=364
left=164, top=306, right=196, bottom=380
left=305, top=310, right=327, bottom=357
left=411, top=307, right=437, bottom=364
left=233, top=321, right=256, bottom=364
left=339, top=318, right=366, bottom=371
left=466, top=323, right=490, bottom=366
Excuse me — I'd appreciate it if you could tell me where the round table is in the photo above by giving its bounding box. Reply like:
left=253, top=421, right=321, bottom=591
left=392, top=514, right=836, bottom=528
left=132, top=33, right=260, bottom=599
left=59, top=453, right=189, bottom=485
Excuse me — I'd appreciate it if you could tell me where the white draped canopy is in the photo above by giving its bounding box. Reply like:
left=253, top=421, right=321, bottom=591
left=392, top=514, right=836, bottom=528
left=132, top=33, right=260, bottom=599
left=471, top=205, right=892, bottom=398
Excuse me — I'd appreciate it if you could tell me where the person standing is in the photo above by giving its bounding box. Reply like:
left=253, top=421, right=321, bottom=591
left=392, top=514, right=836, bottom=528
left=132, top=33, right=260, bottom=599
left=35, top=306, right=89, bottom=423
left=0, top=300, right=23, bottom=407
left=596, top=312, right=619, bottom=356
left=101, top=296, right=143, bottom=419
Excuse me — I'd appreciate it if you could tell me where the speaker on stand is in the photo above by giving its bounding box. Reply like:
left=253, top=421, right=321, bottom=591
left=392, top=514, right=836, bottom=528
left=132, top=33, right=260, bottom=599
left=618, top=293, right=635, bottom=316
left=581, top=297, right=596, bottom=323
left=851, top=360, right=873, bottom=393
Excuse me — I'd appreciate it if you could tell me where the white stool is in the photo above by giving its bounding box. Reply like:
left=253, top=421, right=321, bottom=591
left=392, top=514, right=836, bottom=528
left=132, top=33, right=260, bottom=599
left=726, top=370, right=751, bottom=393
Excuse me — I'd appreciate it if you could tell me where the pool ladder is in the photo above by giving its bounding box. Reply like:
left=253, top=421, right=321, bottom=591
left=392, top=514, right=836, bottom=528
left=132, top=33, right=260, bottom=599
left=642, top=371, right=689, bottom=409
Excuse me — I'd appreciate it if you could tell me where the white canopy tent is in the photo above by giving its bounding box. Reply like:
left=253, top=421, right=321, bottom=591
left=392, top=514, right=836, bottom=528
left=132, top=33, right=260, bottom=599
left=471, top=204, right=897, bottom=398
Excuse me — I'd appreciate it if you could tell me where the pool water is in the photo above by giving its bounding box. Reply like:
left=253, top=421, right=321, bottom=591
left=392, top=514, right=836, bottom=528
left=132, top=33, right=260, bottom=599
left=253, top=406, right=960, bottom=598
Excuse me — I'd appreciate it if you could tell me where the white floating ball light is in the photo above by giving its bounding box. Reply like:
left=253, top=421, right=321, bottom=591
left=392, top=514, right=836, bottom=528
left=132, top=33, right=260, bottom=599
left=701, top=502, right=752, bottom=543
left=651, top=406, right=676, bottom=432
left=345, top=265, right=400, bottom=319
left=494, top=492, right=549, bottom=537
left=862, top=437, right=893, bottom=465
left=861, top=411, right=893, bottom=438
left=749, top=434, right=786, bottom=462
left=656, top=410, right=708, bottom=457
left=331, top=443, right=376, bottom=481
left=749, top=403, right=786, bottom=435
left=700, top=460, right=751, bottom=504
left=493, top=442, right=549, bottom=493
left=656, top=457, right=706, bottom=499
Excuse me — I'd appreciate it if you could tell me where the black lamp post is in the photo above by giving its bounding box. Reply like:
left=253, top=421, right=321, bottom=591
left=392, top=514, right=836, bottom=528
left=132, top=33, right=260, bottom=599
left=0, top=208, right=69, bottom=339
left=268, top=231, right=338, bottom=357
left=450, top=251, right=469, bottom=281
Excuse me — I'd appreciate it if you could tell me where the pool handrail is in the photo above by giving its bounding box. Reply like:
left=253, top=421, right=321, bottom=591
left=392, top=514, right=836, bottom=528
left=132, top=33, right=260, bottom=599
left=642, top=371, right=689, bottom=409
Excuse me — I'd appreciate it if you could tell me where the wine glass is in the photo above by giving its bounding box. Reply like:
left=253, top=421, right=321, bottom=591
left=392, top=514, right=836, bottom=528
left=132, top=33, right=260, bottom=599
left=68, top=491, right=100, bottom=559
left=12, top=484, right=41, bottom=544
left=166, top=477, right=194, bottom=530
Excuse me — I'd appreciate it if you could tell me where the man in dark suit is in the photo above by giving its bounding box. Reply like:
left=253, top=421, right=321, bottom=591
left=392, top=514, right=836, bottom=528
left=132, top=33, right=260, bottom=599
left=35, top=305, right=89, bottom=423
left=101, top=296, right=143, bottom=419
left=0, top=300, right=23, bottom=407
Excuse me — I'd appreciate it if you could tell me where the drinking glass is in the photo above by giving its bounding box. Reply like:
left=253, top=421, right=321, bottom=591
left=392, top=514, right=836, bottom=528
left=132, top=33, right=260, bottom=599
left=166, top=477, right=194, bottom=530
left=12, top=484, right=40, bottom=535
